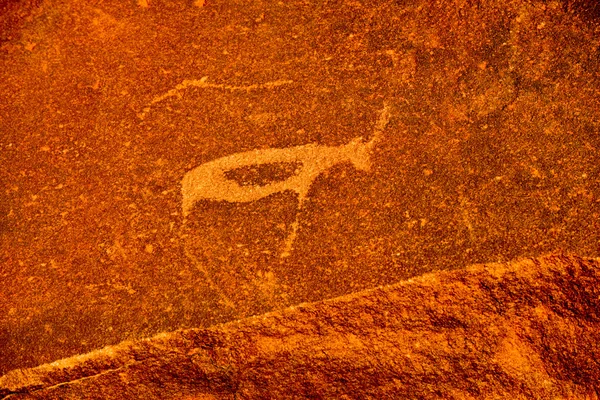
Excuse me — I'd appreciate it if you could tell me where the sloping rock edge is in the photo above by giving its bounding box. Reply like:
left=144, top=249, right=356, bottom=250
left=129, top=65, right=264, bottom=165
left=2, top=254, right=600, bottom=399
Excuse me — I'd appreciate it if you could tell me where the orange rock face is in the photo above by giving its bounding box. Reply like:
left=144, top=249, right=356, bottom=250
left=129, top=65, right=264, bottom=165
left=2, top=255, right=599, bottom=398
left=1, top=0, right=600, bottom=392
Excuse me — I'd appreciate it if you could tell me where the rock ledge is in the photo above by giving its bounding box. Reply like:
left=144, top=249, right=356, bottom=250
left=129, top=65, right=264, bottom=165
left=2, top=254, right=600, bottom=399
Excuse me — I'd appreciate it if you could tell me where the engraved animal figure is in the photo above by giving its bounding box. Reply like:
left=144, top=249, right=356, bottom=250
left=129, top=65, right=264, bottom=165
left=182, top=104, right=390, bottom=256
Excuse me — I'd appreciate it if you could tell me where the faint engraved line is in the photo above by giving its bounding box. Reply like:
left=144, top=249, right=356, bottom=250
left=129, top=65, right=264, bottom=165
left=139, top=76, right=294, bottom=119
left=457, top=188, right=476, bottom=241
left=181, top=102, right=391, bottom=257
left=374, top=101, right=391, bottom=136
left=0, top=359, right=141, bottom=399
left=29, top=365, right=132, bottom=396
left=183, top=242, right=239, bottom=313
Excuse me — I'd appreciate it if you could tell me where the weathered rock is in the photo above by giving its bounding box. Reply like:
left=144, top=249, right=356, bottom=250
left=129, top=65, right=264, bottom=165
left=1, top=254, right=599, bottom=398
left=2, top=0, right=600, bottom=377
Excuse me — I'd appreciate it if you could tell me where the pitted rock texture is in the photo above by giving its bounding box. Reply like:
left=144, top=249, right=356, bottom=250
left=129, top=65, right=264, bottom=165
left=1, top=254, right=599, bottom=399
left=1, top=0, right=600, bottom=374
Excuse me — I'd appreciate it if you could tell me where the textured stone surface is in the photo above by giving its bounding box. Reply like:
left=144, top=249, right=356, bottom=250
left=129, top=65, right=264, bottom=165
left=1, top=0, right=600, bottom=375
left=2, top=255, right=600, bottom=399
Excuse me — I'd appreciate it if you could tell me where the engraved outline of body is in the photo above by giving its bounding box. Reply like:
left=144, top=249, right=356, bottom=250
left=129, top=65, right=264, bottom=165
left=182, top=138, right=374, bottom=213
left=182, top=104, right=390, bottom=257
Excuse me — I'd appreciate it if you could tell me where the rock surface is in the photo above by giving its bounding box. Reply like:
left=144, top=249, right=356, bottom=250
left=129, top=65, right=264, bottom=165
left=2, top=0, right=600, bottom=377
left=1, top=254, right=600, bottom=399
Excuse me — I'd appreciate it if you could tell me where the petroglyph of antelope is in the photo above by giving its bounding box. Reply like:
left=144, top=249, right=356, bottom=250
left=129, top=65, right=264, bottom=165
left=182, top=104, right=391, bottom=257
